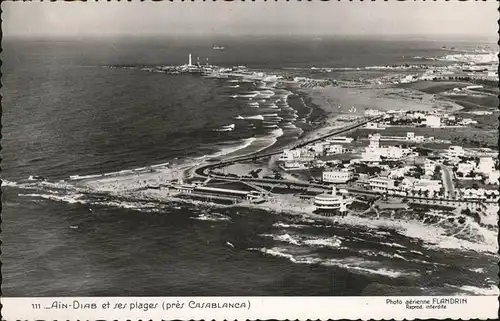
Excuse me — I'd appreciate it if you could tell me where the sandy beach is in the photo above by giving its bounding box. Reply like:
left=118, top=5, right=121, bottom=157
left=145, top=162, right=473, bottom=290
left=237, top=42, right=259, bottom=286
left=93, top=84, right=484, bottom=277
left=301, top=84, right=464, bottom=115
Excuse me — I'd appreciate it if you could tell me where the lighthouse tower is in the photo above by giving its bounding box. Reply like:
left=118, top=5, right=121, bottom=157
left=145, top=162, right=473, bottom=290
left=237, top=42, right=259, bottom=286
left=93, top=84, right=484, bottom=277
left=188, top=53, right=192, bottom=66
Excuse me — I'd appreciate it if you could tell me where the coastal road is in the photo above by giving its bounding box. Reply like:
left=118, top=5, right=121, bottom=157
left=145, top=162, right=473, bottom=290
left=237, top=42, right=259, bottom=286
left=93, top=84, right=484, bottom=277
left=194, top=115, right=384, bottom=179
left=440, top=165, right=455, bottom=197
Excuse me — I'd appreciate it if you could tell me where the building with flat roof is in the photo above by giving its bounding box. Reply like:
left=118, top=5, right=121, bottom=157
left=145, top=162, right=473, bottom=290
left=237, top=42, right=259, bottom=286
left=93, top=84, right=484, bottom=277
left=477, top=157, right=495, bottom=175
left=447, top=146, right=465, bottom=159
left=368, top=177, right=395, bottom=192
left=314, top=186, right=350, bottom=215
left=322, top=170, right=354, bottom=184
left=487, top=170, right=499, bottom=185
left=425, top=115, right=441, bottom=128
left=326, top=144, right=344, bottom=155
left=326, top=136, right=354, bottom=144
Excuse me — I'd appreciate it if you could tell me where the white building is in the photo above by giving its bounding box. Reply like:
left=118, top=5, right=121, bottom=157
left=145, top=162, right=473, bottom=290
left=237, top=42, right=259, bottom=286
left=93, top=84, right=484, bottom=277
left=326, top=136, right=354, bottom=144
left=477, top=157, right=495, bottom=175
left=365, top=122, right=380, bottom=129
left=361, top=134, right=410, bottom=161
left=389, top=166, right=410, bottom=179
left=368, top=177, right=395, bottom=192
left=278, top=148, right=315, bottom=162
left=368, top=134, right=380, bottom=148
left=425, top=115, right=441, bottom=128
left=487, top=170, right=499, bottom=185
left=314, top=186, right=351, bottom=214
left=327, top=144, right=344, bottom=155
left=298, top=150, right=316, bottom=162
left=384, top=146, right=409, bottom=160
left=400, top=177, right=442, bottom=193
left=414, top=136, right=425, bottom=143
left=460, top=118, right=478, bottom=125
left=406, top=132, right=425, bottom=143
left=413, top=179, right=442, bottom=192
left=312, top=143, right=326, bottom=156
left=282, top=161, right=306, bottom=171
left=364, top=109, right=383, bottom=117
left=412, top=112, right=426, bottom=119
left=424, top=159, right=437, bottom=176
left=457, top=162, right=476, bottom=176
left=322, top=170, right=354, bottom=184
left=279, top=149, right=302, bottom=162
left=447, top=146, right=465, bottom=159
left=361, top=149, right=381, bottom=162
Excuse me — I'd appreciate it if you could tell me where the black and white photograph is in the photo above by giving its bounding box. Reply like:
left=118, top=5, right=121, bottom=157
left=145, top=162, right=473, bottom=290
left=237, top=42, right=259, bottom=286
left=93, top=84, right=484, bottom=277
left=1, top=0, right=499, bottom=319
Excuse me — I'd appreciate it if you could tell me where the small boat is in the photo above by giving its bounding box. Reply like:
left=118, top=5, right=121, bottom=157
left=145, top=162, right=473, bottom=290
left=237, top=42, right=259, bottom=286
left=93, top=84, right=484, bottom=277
left=226, top=241, right=235, bottom=248
left=69, top=225, right=79, bottom=229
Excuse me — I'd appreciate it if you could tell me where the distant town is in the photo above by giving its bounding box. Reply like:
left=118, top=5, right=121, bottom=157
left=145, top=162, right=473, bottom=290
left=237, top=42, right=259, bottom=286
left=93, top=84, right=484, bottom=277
left=96, top=49, right=499, bottom=229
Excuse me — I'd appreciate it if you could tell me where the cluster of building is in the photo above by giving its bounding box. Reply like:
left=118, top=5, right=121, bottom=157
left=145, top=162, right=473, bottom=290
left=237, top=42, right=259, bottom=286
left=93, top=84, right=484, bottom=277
left=360, top=134, right=412, bottom=162
left=278, top=136, right=353, bottom=171
left=443, top=146, right=500, bottom=184
left=160, top=54, right=284, bottom=83
left=276, top=116, right=499, bottom=210
left=292, top=77, right=335, bottom=88
left=375, top=110, right=479, bottom=128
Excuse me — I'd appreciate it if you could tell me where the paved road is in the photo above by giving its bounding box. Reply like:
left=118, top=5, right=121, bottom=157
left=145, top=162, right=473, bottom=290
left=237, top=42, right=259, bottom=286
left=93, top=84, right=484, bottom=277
left=440, top=165, right=455, bottom=197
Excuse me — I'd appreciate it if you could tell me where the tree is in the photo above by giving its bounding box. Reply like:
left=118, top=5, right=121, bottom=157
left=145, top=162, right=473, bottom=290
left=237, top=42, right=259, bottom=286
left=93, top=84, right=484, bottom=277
left=461, top=208, right=472, bottom=216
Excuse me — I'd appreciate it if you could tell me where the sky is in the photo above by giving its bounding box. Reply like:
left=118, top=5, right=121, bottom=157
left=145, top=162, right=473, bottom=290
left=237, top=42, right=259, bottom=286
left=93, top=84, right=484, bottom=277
left=2, top=1, right=499, bottom=40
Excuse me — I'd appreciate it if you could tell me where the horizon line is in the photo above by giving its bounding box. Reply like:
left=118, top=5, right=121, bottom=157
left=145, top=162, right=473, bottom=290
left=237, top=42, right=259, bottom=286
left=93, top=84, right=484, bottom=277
left=3, top=33, right=497, bottom=43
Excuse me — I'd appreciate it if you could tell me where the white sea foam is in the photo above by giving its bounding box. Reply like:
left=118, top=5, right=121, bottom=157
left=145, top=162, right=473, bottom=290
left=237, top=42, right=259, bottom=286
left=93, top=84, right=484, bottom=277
left=261, top=231, right=343, bottom=249
left=272, top=222, right=308, bottom=229
left=19, top=193, right=88, bottom=204
left=2, top=180, right=18, bottom=187
left=191, top=212, right=231, bottom=222
left=251, top=247, right=419, bottom=278
left=303, top=237, right=342, bottom=248
left=379, top=242, right=407, bottom=249
left=244, top=115, right=265, bottom=121
left=448, top=284, right=500, bottom=296
left=195, top=137, right=257, bottom=160
left=249, top=200, right=499, bottom=254
left=260, top=233, right=302, bottom=246
left=249, top=247, right=322, bottom=265
left=470, top=268, right=484, bottom=273
left=214, top=124, right=235, bottom=132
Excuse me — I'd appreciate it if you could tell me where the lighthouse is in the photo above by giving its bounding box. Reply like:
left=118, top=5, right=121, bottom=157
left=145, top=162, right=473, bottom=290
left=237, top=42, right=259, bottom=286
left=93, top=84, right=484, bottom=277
left=188, top=53, right=192, bottom=66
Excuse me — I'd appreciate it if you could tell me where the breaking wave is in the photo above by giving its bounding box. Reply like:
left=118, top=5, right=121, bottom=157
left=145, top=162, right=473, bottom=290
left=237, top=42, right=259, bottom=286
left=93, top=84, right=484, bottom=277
left=259, top=232, right=343, bottom=249
left=191, top=212, right=232, bottom=222
left=249, top=247, right=420, bottom=278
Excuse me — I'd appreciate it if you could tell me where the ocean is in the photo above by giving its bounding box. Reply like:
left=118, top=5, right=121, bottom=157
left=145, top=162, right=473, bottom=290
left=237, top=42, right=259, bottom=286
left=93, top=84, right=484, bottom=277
left=2, top=36, right=498, bottom=296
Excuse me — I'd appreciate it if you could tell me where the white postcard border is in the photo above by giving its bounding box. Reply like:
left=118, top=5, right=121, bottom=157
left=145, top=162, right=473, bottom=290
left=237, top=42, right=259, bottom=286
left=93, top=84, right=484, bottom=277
left=2, top=296, right=498, bottom=320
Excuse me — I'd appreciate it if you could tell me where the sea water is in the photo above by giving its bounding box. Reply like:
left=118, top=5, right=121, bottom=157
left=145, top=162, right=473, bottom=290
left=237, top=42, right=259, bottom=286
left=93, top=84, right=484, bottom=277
left=2, top=36, right=498, bottom=296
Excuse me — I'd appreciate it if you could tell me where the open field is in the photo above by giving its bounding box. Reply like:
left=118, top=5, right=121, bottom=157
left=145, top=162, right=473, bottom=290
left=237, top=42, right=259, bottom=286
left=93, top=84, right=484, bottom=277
left=399, top=80, right=499, bottom=113
left=444, top=94, right=499, bottom=112
left=398, top=81, right=476, bottom=94
left=301, top=85, right=444, bottom=115
left=350, top=126, right=497, bottom=149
